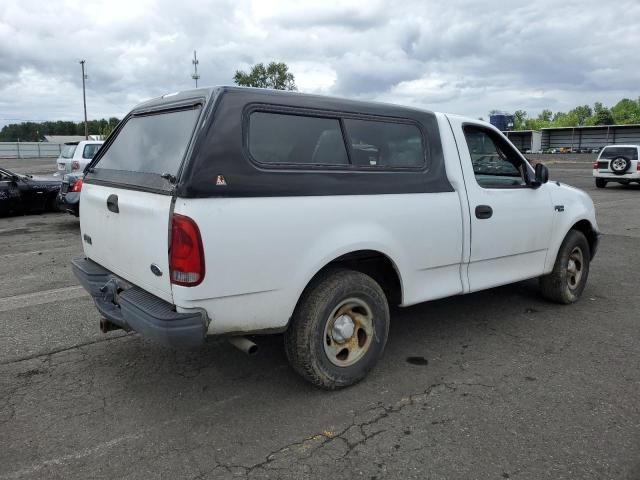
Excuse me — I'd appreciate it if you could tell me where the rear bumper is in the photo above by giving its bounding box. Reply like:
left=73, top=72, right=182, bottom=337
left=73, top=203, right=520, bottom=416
left=57, top=192, right=80, bottom=216
left=593, top=171, right=640, bottom=180
left=72, top=256, right=207, bottom=347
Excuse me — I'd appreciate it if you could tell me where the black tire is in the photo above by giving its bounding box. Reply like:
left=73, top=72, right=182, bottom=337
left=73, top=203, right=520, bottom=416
left=595, top=178, right=607, bottom=188
left=46, top=194, right=59, bottom=212
left=610, top=156, right=631, bottom=175
left=539, top=230, right=590, bottom=304
left=284, top=269, right=390, bottom=389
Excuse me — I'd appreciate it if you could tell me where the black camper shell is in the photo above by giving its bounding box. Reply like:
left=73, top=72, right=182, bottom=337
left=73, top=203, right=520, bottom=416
left=85, top=86, right=453, bottom=198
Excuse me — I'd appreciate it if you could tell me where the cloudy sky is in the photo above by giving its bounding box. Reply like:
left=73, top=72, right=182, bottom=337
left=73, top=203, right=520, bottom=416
left=1, top=0, right=639, bottom=127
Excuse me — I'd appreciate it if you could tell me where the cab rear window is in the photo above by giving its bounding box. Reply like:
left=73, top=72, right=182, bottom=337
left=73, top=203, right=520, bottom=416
left=95, top=107, right=201, bottom=175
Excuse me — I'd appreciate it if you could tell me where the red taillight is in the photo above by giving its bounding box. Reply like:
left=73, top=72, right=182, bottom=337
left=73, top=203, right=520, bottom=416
left=170, top=214, right=205, bottom=287
left=71, top=178, right=83, bottom=192
left=592, top=161, right=598, bottom=170
left=72, top=161, right=80, bottom=170
left=637, top=162, right=640, bottom=172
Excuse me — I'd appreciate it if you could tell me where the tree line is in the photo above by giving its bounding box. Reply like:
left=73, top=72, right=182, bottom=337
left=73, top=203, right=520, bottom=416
left=508, top=98, right=640, bottom=131
left=0, top=118, right=120, bottom=142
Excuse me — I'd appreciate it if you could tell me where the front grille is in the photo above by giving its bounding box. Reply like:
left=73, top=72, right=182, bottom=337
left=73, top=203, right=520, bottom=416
left=597, top=161, right=609, bottom=170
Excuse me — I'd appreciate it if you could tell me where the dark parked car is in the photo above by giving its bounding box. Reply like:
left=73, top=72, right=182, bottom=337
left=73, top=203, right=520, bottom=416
left=57, top=172, right=83, bottom=216
left=0, top=167, right=61, bottom=216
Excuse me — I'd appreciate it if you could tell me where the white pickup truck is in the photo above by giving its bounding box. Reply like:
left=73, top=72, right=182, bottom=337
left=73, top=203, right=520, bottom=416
left=72, top=87, right=599, bottom=389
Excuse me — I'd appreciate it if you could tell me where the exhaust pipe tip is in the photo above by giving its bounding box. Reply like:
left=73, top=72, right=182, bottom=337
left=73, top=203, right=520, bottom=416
left=99, top=318, right=122, bottom=334
left=228, top=336, right=259, bottom=356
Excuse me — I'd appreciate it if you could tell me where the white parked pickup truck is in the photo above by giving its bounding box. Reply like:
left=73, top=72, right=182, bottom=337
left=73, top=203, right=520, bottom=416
left=72, top=87, right=599, bottom=389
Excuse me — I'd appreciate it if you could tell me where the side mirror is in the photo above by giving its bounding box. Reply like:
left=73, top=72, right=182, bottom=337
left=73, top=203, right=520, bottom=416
left=532, top=163, right=549, bottom=188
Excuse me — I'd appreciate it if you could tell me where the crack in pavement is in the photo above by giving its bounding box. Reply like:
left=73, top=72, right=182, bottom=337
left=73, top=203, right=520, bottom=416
left=189, top=381, right=497, bottom=479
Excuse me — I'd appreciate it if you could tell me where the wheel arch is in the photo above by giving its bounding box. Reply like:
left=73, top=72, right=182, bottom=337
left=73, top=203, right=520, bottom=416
left=292, top=249, right=404, bottom=322
left=570, top=219, right=599, bottom=258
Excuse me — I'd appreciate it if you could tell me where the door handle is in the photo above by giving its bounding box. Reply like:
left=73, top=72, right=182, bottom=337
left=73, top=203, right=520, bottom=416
left=475, top=205, right=493, bottom=219
left=106, top=194, right=119, bottom=213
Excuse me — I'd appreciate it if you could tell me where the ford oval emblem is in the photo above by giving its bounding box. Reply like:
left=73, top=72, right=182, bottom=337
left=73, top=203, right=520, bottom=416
left=150, top=264, right=163, bottom=277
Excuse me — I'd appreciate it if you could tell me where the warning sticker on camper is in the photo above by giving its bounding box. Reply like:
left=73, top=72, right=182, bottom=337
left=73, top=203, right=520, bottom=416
left=215, top=175, right=227, bottom=186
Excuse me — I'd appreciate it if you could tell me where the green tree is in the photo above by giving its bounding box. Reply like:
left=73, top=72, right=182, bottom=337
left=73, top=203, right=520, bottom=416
left=539, top=109, right=553, bottom=122
left=611, top=98, right=640, bottom=124
left=0, top=118, right=121, bottom=142
left=233, top=62, right=297, bottom=90
left=587, top=102, right=614, bottom=126
left=571, top=105, right=592, bottom=126
left=513, top=110, right=527, bottom=130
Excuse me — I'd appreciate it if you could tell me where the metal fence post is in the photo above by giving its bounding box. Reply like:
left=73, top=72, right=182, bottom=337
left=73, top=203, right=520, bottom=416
left=37, top=142, right=41, bottom=157
left=16, top=141, right=20, bottom=159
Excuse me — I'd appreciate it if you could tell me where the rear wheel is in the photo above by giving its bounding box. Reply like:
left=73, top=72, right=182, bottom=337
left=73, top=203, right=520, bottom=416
left=284, top=269, right=390, bottom=389
left=539, top=230, right=590, bottom=304
left=595, top=178, right=607, bottom=188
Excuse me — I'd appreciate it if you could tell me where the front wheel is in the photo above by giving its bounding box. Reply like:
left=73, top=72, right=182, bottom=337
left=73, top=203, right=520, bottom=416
left=539, top=230, right=591, bottom=304
left=595, top=178, right=607, bottom=188
left=284, top=269, right=390, bottom=389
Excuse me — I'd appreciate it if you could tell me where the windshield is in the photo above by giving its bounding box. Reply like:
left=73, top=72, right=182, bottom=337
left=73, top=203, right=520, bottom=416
left=94, top=107, right=201, bottom=176
left=61, top=144, right=77, bottom=159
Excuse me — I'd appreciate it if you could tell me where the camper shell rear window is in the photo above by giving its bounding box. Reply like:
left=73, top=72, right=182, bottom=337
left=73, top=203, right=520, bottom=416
left=94, top=107, right=201, bottom=176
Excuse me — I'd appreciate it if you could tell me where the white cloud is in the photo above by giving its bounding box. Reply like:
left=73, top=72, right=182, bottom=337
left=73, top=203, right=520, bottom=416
left=0, top=0, right=639, bottom=127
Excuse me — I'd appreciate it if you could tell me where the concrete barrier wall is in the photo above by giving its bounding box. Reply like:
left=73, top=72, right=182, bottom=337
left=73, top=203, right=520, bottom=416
left=0, top=142, right=62, bottom=158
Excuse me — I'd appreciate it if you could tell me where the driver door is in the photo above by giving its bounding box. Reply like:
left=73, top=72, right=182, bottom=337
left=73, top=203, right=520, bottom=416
left=449, top=119, right=554, bottom=292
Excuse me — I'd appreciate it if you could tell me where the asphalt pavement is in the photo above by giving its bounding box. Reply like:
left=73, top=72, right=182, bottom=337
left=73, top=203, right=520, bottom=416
left=0, top=159, right=638, bottom=479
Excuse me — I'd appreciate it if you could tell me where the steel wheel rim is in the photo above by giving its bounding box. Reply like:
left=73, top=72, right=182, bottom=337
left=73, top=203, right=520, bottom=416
left=567, top=246, right=584, bottom=290
left=323, top=297, right=374, bottom=367
left=612, top=158, right=626, bottom=171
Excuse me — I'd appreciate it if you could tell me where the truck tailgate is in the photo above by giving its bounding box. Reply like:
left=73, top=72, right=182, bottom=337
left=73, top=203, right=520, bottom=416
left=80, top=183, right=173, bottom=303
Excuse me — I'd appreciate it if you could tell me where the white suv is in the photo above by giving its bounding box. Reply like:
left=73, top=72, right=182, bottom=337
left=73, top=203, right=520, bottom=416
left=593, top=145, right=640, bottom=188
left=55, top=140, right=104, bottom=175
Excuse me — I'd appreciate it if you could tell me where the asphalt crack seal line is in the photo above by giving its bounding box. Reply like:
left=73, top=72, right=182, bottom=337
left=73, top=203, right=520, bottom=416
left=0, top=286, right=87, bottom=313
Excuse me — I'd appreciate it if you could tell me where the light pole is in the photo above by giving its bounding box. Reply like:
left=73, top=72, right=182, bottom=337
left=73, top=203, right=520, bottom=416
left=79, top=60, right=88, bottom=140
left=191, top=50, right=200, bottom=88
